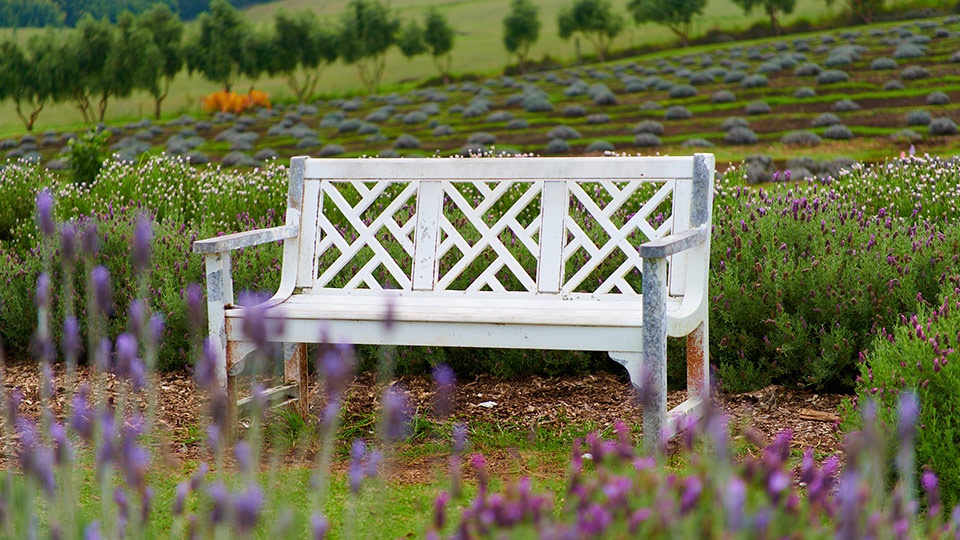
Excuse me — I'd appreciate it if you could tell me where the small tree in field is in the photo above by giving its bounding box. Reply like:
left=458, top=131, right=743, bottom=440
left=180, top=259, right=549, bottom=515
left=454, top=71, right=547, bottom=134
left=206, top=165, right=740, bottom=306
left=627, top=0, right=705, bottom=47
left=271, top=9, right=339, bottom=102
left=503, top=0, right=540, bottom=73
left=825, top=0, right=883, bottom=23
left=338, top=0, right=400, bottom=94
left=398, top=18, right=428, bottom=59
left=731, top=0, right=795, bottom=35
left=396, top=9, right=456, bottom=84
left=423, top=8, right=455, bottom=84
left=184, top=0, right=248, bottom=92
left=135, top=3, right=184, bottom=119
left=0, top=36, right=58, bottom=131
left=557, top=0, right=624, bottom=62
left=61, top=16, right=114, bottom=124
left=93, top=11, right=162, bottom=122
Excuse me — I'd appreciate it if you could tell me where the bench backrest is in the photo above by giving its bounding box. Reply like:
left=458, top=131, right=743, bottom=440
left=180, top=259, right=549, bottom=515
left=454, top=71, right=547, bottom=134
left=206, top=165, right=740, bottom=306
left=282, top=155, right=714, bottom=300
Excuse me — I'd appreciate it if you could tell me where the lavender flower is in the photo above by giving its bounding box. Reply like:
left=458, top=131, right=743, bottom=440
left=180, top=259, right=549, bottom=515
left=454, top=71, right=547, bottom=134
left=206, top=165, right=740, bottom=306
left=83, top=521, right=102, bottom=540
left=91, top=266, right=113, bottom=314
left=63, top=316, right=81, bottom=360
left=232, top=485, right=264, bottom=535
left=133, top=215, right=152, bottom=271
left=432, top=363, right=456, bottom=417
left=36, top=273, right=51, bottom=308
left=207, top=482, right=229, bottom=524
left=61, top=222, right=77, bottom=262
left=173, top=482, right=189, bottom=516
left=319, top=342, right=355, bottom=400
left=725, top=477, right=747, bottom=530
left=81, top=222, right=99, bottom=256
left=311, top=513, right=330, bottom=540
left=922, top=469, right=940, bottom=515
left=36, top=189, right=55, bottom=237
left=382, top=385, right=412, bottom=442
left=679, top=476, right=702, bottom=514
left=70, top=384, right=94, bottom=441
left=350, top=438, right=367, bottom=494
left=434, top=492, right=451, bottom=529
left=235, top=441, right=253, bottom=473
left=195, top=339, right=219, bottom=390
left=186, top=283, right=205, bottom=330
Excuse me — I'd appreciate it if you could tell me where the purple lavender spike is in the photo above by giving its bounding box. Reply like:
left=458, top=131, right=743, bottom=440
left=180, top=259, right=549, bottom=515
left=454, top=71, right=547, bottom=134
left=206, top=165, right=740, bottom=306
left=36, top=189, right=55, bottom=238
left=382, top=385, right=412, bottom=442
left=232, top=485, right=264, bottom=534
left=61, top=222, right=77, bottom=263
left=91, top=266, right=113, bottom=314
left=311, top=514, right=330, bottom=540
left=432, top=363, right=456, bottom=417
left=133, top=216, right=152, bottom=271
left=349, top=438, right=367, bottom=494
left=82, top=223, right=99, bottom=256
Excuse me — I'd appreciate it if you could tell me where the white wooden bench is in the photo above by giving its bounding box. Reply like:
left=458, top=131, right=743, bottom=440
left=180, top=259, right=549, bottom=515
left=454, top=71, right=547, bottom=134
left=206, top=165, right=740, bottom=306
left=193, top=154, right=715, bottom=445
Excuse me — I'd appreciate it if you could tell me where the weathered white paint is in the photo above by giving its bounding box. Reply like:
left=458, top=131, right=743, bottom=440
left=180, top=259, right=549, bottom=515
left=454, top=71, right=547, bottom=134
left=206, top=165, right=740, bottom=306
left=194, top=154, right=715, bottom=442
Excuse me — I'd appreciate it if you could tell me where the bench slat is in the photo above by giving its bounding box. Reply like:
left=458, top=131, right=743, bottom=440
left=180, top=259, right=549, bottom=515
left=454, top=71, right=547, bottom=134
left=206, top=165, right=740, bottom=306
left=304, top=156, right=699, bottom=181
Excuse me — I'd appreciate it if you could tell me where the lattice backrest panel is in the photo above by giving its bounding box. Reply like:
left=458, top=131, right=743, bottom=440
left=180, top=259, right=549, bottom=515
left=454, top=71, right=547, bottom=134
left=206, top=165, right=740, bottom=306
left=561, top=180, right=675, bottom=297
left=299, top=157, right=703, bottom=296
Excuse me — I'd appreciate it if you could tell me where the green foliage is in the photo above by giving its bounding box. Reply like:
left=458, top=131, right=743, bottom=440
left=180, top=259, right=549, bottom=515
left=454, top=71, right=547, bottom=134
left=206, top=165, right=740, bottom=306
left=397, top=18, right=427, bottom=59
left=422, top=8, right=455, bottom=83
left=627, top=0, right=706, bottom=46
left=842, top=291, right=960, bottom=509
left=502, top=0, right=541, bottom=73
left=711, top=158, right=960, bottom=392
left=556, top=0, right=625, bottom=62
left=0, top=34, right=59, bottom=131
left=135, top=3, right=184, bottom=119
left=67, top=129, right=109, bottom=186
left=824, top=0, right=884, bottom=23
left=337, top=0, right=400, bottom=94
left=0, top=161, right=47, bottom=249
left=61, top=16, right=114, bottom=124
left=95, top=11, right=163, bottom=122
left=731, top=0, right=796, bottom=34
left=0, top=0, right=64, bottom=27
left=271, top=9, right=339, bottom=102
left=184, top=0, right=248, bottom=92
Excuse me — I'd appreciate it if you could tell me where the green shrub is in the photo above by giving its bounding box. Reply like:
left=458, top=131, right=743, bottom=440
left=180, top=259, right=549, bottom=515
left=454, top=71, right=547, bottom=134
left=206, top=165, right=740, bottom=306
left=67, top=129, right=109, bottom=186
left=842, top=290, right=960, bottom=509
left=710, top=158, right=960, bottom=391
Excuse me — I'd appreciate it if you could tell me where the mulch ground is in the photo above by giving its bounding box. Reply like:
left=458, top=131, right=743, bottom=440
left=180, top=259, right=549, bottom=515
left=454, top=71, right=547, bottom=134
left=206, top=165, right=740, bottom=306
left=0, top=360, right=845, bottom=477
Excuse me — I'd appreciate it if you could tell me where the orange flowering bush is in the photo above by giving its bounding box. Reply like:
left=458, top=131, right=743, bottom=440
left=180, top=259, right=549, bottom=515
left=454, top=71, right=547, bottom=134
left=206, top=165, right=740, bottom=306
left=201, top=90, right=271, bottom=114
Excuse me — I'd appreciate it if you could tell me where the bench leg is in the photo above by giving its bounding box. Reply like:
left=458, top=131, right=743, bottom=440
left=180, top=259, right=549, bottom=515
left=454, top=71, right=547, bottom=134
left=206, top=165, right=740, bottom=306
left=284, top=343, right=309, bottom=416
left=642, top=256, right=668, bottom=454
left=687, top=322, right=709, bottom=401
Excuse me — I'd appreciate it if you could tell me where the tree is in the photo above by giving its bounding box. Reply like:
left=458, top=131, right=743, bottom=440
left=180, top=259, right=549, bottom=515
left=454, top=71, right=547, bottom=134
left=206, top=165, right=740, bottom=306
left=423, top=8, right=455, bottom=84
left=0, top=36, right=58, bottom=131
left=184, top=0, right=248, bottom=92
left=0, top=0, right=64, bottom=27
left=397, top=19, right=427, bottom=59
left=93, top=11, right=161, bottom=122
left=731, top=0, right=795, bottom=35
left=824, top=0, right=883, bottom=23
left=337, top=0, right=400, bottom=94
left=271, top=9, right=339, bottom=102
left=135, top=3, right=184, bottom=119
left=60, top=16, right=114, bottom=124
left=502, top=0, right=540, bottom=73
left=239, top=28, right=276, bottom=89
left=627, top=0, right=706, bottom=47
left=557, top=0, right=624, bottom=62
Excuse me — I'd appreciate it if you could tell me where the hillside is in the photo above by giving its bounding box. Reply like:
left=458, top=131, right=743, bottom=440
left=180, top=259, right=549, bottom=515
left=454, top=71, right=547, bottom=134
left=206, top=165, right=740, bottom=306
left=2, top=14, right=957, bottom=176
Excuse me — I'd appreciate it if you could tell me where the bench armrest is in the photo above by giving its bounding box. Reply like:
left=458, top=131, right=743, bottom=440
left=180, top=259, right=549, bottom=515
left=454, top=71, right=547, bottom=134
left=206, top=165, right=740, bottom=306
left=638, top=226, right=708, bottom=259
left=193, top=223, right=298, bottom=254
